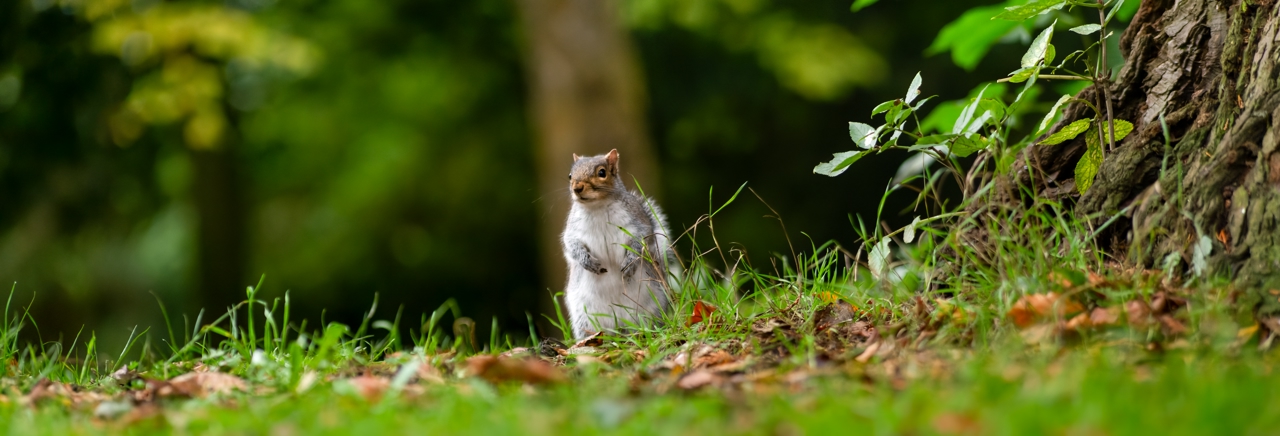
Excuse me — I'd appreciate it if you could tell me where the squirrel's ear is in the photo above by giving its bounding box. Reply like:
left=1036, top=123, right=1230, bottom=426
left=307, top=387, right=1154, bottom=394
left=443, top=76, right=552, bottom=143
left=606, top=149, right=619, bottom=167
left=572, top=153, right=581, bottom=162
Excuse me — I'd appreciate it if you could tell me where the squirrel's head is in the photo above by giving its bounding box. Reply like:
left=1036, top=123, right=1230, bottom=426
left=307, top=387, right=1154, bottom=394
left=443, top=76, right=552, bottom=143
left=568, top=149, right=622, bottom=203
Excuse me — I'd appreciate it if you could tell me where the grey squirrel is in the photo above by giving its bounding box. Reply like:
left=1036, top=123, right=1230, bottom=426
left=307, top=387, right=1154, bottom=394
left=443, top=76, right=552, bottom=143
left=561, top=149, right=679, bottom=339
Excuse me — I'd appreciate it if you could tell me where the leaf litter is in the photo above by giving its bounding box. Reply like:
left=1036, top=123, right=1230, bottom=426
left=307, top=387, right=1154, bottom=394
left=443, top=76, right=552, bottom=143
left=14, top=267, right=1231, bottom=429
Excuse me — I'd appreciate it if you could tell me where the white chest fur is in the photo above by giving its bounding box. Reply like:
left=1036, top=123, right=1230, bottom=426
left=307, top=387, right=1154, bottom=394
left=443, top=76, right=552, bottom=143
left=561, top=200, right=669, bottom=337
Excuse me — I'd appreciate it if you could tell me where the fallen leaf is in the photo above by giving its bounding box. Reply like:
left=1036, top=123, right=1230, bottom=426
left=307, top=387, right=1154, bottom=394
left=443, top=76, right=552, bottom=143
left=933, top=412, right=982, bottom=435
left=854, top=342, right=881, bottom=363
left=25, top=379, right=109, bottom=408
left=688, top=301, right=717, bottom=326
left=1019, top=324, right=1056, bottom=344
left=676, top=370, right=720, bottom=390
left=1063, top=313, right=1092, bottom=331
left=1008, top=293, right=1083, bottom=328
left=1238, top=323, right=1260, bottom=340
left=1158, top=315, right=1188, bottom=335
left=751, top=318, right=788, bottom=334
left=466, top=355, right=565, bottom=385
left=416, top=364, right=445, bottom=385
left=343, top=375, right=390, bottom=401
left=693, top=349, right=737, bottom=369
left=167, top=371, right=248, bottom=398
left=500, top=347, right=532, bottom=358
left=110, top=365, right=139, bottom=385
left=1089, top=307, right=1122, bottom=326
left=571, top=332, right=603, bottom=348
left=1125, top=300, right=1152, bottom=328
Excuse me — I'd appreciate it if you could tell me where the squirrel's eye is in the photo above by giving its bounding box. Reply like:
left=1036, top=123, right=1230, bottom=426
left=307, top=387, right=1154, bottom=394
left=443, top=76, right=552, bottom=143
left=568, top=174, right=571, bottom=180
left=597, top=168, right=606, bottom=178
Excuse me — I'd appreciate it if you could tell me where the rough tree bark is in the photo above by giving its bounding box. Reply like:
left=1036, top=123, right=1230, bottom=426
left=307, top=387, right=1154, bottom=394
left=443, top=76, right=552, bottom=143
left=1004, top=0, right=1280, bottom=316
left=513, top=0, right=661, bottom=335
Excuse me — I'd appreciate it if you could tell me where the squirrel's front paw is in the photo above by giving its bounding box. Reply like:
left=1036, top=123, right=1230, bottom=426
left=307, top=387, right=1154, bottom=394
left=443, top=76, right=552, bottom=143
left=583, top=257, right=608, bottom=274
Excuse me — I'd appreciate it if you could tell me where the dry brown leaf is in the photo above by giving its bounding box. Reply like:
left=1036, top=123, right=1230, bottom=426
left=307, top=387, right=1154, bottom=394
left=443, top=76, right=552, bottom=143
left=571, top=332, right=603, bottom=348
left=752, top=318, right=787, bottom=334
left=1063, top=313, right=1092, bottom=331
left=167, top=371, right=247, bottom=398
left=416, top=364, right=445, bottom=385
left=466, top=355, right=565, bottom=385
left=933, top=413, right=982, bottom=435
left=1158, top=315, right=1188, bottom=335
left=344, top=375, right=390, bottom=401
left=25, top=379, right=109, bottom=408
left=693, top=350, right=737, bottom=369
left=676, top=370, right=720, bottom=390
left=688, top=301, right=717, bottom=326
left=500, top=347, right=532, bottom=358
left=1008, top=293, right=1083, bottom=328
left=1125, top=300, right=1152, bottom=328
left=1089, top=307, right=1121, bottom=326
left=854, top=342, right=881, bottom=363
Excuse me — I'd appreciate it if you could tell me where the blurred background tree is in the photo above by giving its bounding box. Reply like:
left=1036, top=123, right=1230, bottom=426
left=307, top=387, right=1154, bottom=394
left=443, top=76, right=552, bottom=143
left=1, top=0, right=1056, bottom=348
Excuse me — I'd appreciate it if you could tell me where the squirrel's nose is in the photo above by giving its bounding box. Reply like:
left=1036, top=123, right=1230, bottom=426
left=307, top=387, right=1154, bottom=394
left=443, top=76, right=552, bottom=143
left=573, top=184, right=584, bottom=194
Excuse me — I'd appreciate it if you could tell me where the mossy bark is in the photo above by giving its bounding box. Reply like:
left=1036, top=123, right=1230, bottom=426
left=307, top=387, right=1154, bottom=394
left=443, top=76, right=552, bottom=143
left=1006, top=0, right=1280, bottom=314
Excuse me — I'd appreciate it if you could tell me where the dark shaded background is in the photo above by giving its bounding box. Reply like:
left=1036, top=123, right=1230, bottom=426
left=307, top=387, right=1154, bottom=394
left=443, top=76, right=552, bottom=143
left=0, top=0, right=1066, bottom=350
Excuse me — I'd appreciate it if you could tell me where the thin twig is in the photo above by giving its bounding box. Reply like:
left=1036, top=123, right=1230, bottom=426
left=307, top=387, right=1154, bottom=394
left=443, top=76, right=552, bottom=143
left=995, top=74, right=1092, bottom=83
left=1098, top=0, right=1117, bottom=152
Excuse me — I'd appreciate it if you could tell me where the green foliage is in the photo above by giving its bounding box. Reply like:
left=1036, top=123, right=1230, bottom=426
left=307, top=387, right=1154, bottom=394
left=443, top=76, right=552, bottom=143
left=1075, top=130, right=1104, bottom=193
left=926, top=3, right=1019, bottom=70
left=992, top=0, right=1065, bottom=21
left=850, top=0, right=881, bottom=12
left=625, top=0, right=887, bottom=100
left=826, top=0, right=1145, bottom=202
left=1075, top=119, right=1132, bottom=193
left=1040, top=118, right=1092, bottom=145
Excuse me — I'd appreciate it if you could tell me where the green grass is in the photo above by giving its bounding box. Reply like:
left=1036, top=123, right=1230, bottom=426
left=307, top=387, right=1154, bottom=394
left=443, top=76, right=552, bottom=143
left=1, top=186, right=1277, bottom=435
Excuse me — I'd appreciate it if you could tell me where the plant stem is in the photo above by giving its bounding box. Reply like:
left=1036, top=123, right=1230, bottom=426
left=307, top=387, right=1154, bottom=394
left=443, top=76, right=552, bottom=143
left=1097, top=0, right=1116, bottom=152
left=996, top=74, right=1092, bottom=83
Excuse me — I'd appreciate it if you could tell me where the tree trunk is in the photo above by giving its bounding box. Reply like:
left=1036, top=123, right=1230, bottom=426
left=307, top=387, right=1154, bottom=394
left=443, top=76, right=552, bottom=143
left=1009, top=0, right=1280, bottom=315
left=191, top=144, right=247, bottom=313
left=513, top=0, right=661, bottom=336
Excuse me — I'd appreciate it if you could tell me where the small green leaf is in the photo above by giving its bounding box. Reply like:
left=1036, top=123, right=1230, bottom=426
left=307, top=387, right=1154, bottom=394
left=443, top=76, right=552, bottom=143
left=886, top=103, right=916, bottom=125
left=912, top=95, right=936, bottom=111
left=994, top=0, right=1066, bottom=21
left=1104, top=0, right=1128, bottom=24
left=1075, top=126, right=1103, bottom=193
left=1040, top=118, right=1092, bottom=145
left=1044, top=44, right=1056, bottom=65
left=871, top=100, right=898, bottom=117
left=1103, top=119, right=1135, bottom=143
left=927, top=5, right=1020, bottom=71
left=1038, top=94, right=1072, bottom=133
left=952, top=85, right=989, bottom=134
left=1069, top=24, right=1102, bottom=35
left=814, top=150, right=866, bottom=177
left=1021, top=22, right=1056, bottom=68
left=905, top=72, right=923, bottom=104
left=850, top=0, right=880, bottom=12
left=1008, top=66, right=1036, bottom=83
left=951, top=135, right=989, bottom=157
left=849, top=122, right=877, bottom=149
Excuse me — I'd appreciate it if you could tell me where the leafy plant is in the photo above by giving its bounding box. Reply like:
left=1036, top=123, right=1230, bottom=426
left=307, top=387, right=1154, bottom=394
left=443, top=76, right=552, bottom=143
left=821, top=0, right=1140, bottom=202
